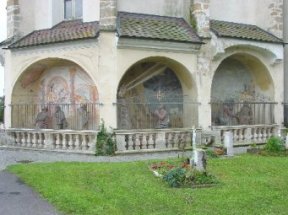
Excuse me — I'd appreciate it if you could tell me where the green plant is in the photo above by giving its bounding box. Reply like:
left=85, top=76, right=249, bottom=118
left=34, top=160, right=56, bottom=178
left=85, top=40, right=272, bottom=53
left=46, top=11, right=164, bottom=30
left=264, top=136, right=284, bottom=153
left=96, top=120, right=116, bottom=156
left=163, top=167, right=186, bottom=188
left=0, top=97, right=4, bottom=123
left=205, top=149, right=219, bottom=158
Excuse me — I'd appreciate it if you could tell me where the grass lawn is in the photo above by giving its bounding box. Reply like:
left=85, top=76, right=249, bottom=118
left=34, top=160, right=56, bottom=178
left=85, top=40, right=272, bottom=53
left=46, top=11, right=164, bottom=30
left=7, top=155, right=288, bottom=215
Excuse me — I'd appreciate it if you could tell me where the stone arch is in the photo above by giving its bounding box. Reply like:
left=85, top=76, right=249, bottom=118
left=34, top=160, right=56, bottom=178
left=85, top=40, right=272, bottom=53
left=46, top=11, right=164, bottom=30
left=211, top=53, right=275, bottom=126
left=117, top=56, right=198, bottom=129
left=11, top=58, right=99, bottom=130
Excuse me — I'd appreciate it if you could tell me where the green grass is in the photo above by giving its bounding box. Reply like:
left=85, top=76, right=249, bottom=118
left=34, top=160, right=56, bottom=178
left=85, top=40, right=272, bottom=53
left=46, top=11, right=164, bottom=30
left=7, top=155, right=288, bottom=215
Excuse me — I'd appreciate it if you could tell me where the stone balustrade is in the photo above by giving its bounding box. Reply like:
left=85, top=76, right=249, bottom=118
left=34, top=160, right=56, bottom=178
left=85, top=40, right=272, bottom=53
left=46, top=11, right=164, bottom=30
left=212, top=124, right=279, bottom=145
left=4, top=128, right=97, bottom=154
left=114, top=128, right=202, bottom=153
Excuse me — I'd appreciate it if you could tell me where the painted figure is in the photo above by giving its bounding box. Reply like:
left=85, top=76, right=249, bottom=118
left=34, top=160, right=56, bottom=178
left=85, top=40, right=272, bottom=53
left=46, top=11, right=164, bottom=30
left=236, top=103, right=253, bottom=125
left=154, top=104, right=169, bottom=128
left=54, top=106, right=67, bottom=129
left=78, top=104, right=88, bottom=129
left=35, top=107, right=49, bottom=129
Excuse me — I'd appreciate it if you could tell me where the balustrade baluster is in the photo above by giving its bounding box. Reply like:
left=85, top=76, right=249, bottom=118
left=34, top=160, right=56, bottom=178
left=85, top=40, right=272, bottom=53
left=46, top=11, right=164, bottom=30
left=75, top=134, right=80, bottom=150
left=82, top=134, right=88, bottom=151
left=238, top=129, right=244, bottom=143
left=27, top=133, right=32, bottom=147
left=134, top=134, right=141, bottom=150
left=21, top=132, right=27, bottom=146
left=262, top=128, right=267, bottom=142
left=126, top=134, right=133, bottom=150
left=32, top=133, right=37, bottom=147
left=152, top=133, right=156, bottom=149
left=68, top=134, right=74, bottom=150
left=139, top=134, right=143, bottom=149
left=55, top=133, right=60, bottom=149
left=132, top=134, right=136, bottom=150
left=62, top=134, right=67, bottom=150
left=170, top=133, right=176, bottom=148
left=38, top=133, right=44, bottom=148
left=165, top=133, right=169, bottom=148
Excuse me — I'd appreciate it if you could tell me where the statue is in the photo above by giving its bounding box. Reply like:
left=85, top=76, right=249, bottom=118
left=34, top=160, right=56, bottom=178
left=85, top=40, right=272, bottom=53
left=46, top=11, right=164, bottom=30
left=54, top=106, right=67, bottom=129
left=236, top=103, right=253, bottom=125
left=78, top=104, right=88, bottom=130
left=35, top=107, right=49, bottom=129
left=154, top=104, right=169, bottom=128
left=218, top=102, right=237, bottom=125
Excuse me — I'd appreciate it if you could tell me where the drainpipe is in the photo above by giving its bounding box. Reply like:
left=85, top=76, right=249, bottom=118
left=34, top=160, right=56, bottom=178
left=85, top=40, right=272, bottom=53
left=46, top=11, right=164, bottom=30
left=284, top=0, right=288, bottom=127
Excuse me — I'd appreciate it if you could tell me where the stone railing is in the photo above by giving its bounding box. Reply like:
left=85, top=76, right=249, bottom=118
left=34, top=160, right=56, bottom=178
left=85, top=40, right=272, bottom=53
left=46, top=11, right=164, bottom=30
left=212, top=124, right=279, bottom=146
left=114, top=128, right=202, bottom=153
left=4, top=128, right=97, bottom=154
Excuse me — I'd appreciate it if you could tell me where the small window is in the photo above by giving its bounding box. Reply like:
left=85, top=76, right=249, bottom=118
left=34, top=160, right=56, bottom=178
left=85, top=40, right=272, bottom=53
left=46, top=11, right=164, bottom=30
left=64, top=0, right=83, bottom=19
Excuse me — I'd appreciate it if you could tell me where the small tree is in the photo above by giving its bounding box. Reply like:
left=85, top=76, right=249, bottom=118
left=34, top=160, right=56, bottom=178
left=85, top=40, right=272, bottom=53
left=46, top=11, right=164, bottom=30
left=96, top=120, right=116, bottom=156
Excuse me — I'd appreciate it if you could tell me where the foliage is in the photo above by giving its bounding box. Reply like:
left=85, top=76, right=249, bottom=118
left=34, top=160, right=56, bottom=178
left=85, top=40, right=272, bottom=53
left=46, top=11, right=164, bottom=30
left=264, top=136, right=284, bottom=153
left=156, top=158, right=218, bottom=188
left=8, top=155, right=288, bottom=214
left=163, top=167, right=186, bottom=188
left=96, top=120, right=116, bottom=156
left=205, top=149, right=219, bottom=158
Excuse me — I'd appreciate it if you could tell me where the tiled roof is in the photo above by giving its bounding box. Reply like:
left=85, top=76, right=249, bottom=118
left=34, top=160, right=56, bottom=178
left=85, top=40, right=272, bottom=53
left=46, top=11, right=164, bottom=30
left=9, top=20, right=100, bottom=49
left=210, top=20, right=282, bottom=44
left=117, top=12, right=202, bottom=44
left=0, top=37, right=17, bottom=47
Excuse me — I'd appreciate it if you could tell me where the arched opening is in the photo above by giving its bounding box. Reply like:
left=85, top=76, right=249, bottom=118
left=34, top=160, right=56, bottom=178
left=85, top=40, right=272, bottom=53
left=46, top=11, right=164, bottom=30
left=117, top=57, right=198, bottom=129
left=11, top=58, right=99, bottom=130
left=211, top=53, right=275, bottom=126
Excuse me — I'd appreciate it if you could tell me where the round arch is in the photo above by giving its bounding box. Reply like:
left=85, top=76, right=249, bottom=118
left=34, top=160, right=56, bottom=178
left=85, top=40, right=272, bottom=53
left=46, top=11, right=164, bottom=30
left=211, top=53, right=275, bottom=126
left=11, top=58, right=99, bottom=130
left=117, top=56, right=198, bottom=129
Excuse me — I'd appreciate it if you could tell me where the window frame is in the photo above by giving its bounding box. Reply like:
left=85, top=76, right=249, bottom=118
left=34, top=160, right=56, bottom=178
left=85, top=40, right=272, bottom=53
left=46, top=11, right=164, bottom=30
left=64, top=0, right=83, bottom=20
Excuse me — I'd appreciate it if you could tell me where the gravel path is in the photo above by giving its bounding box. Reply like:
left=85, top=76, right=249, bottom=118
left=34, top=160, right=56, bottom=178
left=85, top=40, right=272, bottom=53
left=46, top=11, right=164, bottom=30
left=0, top=147, right=188, bottom=171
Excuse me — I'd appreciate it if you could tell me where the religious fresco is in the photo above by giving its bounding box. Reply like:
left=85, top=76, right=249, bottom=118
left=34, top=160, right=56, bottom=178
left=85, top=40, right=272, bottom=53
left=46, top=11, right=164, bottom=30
left=211, top=58, right=274, bottom=126
left=117, top=62, right=184, bottom=129
left=11, top=63, right=99, bottom=130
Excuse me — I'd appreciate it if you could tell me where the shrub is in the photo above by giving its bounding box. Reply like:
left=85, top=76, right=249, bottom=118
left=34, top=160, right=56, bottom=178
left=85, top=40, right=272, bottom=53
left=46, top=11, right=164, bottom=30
left=264, top=136, right=284, bottom=153
left=163, top=167, right=186, bottom=188
left=205, top=149, right=219, bottom=158
left=161, top=162, right=219, bottom=188
left=96, top=120, right=116, bottom=156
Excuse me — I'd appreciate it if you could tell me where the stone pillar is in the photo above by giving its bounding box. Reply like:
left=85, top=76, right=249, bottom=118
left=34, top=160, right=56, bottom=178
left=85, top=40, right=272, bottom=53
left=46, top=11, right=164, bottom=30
left=100, top=0, right=117, bottom=31
left=224, top=131, right=234, bottom=156
left=6, top=0, right=21, bottom=38
left=191, top=0, right=210, bottom=38
left=192, top=149, right=207, bottom=172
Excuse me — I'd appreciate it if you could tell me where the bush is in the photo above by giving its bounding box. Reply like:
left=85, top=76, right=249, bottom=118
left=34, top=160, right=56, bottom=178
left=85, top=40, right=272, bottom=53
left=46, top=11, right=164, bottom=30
left=163, top=167, right=186, bottom=188
left=162, top=162, right=219, bottom=188
left=96, top=121, right=116, bottom=156
left=264, top=136, right=284, bottom=153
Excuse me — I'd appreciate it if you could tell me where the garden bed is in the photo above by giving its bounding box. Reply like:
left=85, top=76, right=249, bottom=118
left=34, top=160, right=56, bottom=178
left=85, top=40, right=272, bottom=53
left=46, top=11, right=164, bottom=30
left=149, top=159, right=218, bottom=188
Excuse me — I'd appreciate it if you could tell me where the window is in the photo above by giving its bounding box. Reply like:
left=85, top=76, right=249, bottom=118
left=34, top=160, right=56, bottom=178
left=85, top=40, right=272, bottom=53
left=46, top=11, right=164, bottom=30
left=64, top=0, right=83, bottom=19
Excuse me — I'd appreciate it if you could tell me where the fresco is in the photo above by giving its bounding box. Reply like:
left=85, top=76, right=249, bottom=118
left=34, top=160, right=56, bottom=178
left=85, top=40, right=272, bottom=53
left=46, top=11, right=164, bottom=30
left=12, top=64, right=99, bottom=130
left=211, top=58, right=274, bottom=126
left=117, top=63, right=184, bottom=129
